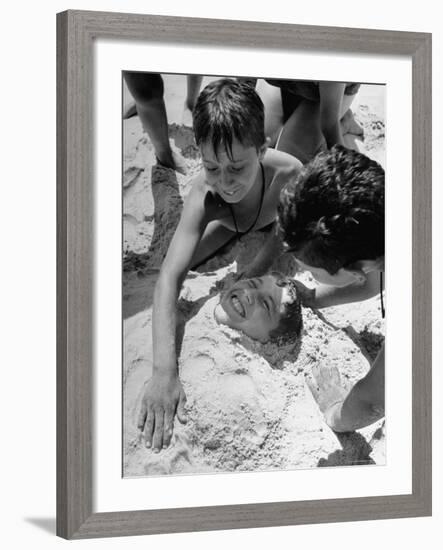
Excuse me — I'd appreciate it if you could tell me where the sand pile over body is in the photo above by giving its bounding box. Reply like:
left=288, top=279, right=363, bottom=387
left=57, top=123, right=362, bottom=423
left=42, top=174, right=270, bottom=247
left=123, top=85, right=386, bottom=477
left=124, top=272, right=385, bottom=477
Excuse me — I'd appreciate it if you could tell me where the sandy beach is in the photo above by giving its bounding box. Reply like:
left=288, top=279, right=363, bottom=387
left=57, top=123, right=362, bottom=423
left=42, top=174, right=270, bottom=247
left=122, top=76, right=386, bottom=477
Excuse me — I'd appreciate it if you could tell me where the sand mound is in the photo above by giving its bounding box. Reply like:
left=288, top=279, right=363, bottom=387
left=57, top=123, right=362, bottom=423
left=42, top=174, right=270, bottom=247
left=124, top=284, right=384, bottom=477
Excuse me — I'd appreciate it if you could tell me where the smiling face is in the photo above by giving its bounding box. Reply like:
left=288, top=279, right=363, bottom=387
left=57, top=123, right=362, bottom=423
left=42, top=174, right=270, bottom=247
left=214, top=274, right=297, bottom=342
left=200, top=138, right=265, bottom=204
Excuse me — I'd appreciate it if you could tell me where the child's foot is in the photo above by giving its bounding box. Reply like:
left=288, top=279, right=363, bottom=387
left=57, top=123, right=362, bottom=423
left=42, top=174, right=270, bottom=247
left=341, top=108, right=364, bottom=136
left=181, top=101, right=194, bottom=128
left=156, top=149, right=188, bottom=175
left=123, top=99, right=137, bottom=120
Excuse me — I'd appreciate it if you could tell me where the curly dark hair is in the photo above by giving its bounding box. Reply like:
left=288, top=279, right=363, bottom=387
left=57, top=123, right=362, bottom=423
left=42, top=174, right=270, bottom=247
left=278, top=145, right=385, bottom=274
left=193, top=78, right=265, bottom=159
left=269, top=273, right=303, bottom=341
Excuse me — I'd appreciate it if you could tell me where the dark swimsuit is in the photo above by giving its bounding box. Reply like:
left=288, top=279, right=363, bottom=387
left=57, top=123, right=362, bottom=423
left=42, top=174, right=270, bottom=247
left=265, top=80, right=361, bottom=123
left=192, top=163, right=266, bottom=269
left=227, top=162, right=266, bottom=239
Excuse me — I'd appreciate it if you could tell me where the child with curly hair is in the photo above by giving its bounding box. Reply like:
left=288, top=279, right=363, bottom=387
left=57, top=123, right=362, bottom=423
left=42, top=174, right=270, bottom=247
left=278, top=145, right=385, bottom=431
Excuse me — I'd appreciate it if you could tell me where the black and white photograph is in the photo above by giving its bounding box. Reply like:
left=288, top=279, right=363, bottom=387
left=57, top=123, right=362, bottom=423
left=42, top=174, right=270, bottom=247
left=122, top=73, right=386, bottom=477
left=1, top=0, right=438, bottom=543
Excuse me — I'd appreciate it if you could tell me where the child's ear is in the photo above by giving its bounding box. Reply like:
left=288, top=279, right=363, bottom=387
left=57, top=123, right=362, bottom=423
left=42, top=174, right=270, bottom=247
left=259, top=137, right=271, bottom=160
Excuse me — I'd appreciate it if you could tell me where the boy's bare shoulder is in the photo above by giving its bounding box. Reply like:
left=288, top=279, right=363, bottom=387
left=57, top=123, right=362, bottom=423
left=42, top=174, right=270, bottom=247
left=186, top=170, right=207, bottom=198
left=263, top=148, right=303, bottom=178
left=185, top=170, right=226, bottom=221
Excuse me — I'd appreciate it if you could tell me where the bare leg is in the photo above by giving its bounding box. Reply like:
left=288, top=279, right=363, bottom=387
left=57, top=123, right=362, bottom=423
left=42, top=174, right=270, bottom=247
left=276, top=99, right=326, bottom=164
left=124, top=72, right=187, bottom=175
left=257, top=79, right=285, bottom=147
left=276, top=93, right=363, bottom=163
left=190, top=221, right=237, bottom=270
left=340, top=93, right=364, bottom=152
left=340, top=94, right=363, bottom=136
left=182, top=75, right=203, bottom=127
left=123, top=100, right=137, bottom=120
left=281, top=88, right=303, bottom=123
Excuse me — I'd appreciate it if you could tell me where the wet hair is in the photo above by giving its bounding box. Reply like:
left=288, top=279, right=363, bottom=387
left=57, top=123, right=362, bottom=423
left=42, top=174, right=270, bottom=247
left=278, top=145, right=385, bottom=274
left=268, top=274, right=303, bottom=341
left=193, top=78, right=265, bottom=159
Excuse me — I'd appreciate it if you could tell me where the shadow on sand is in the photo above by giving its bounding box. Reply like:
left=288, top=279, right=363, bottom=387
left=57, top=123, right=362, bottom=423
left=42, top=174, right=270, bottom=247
left=318, top=431, right=376, bottom=467
left=123, top=165, right=183, bottom=320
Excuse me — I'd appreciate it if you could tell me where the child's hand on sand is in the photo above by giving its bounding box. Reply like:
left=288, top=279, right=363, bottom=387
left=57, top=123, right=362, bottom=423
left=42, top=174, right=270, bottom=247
left=306, top=364, right=349, bottom=416
left=137, top=373, right=187, bottom=452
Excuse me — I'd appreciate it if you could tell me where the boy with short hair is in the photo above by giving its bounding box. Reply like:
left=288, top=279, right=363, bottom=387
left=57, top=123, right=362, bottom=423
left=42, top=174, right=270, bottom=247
left=278, top=145, right=385, bottom=431
left=137, top=78, right=302, bottom=451
left=214, top=272, right=303, bottom=343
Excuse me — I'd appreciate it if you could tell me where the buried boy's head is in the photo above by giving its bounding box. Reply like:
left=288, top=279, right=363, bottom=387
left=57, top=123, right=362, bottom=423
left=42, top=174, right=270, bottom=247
left=278, top=145, right=385, bottom=286
left=214, top=273, right=302, bottom=343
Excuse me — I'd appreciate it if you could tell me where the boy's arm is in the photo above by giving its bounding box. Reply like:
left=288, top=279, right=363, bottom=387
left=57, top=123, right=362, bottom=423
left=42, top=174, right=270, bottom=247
left=138, top=188, right=208, bottom=451
left=308, top=344, right=385, bottom=432
left=242, top=223, right=284, bottom=278
left=318, top=81, right=346, bottom=148
left=302, top=269, right=382, bottom=309
left=237, top=157, right=302, bottom=279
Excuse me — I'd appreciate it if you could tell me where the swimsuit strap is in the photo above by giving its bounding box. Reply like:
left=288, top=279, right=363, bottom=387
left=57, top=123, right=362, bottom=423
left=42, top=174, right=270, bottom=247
left=380, top=271, right=385, bottom=319
left=228, top=162, right=266, bottom=239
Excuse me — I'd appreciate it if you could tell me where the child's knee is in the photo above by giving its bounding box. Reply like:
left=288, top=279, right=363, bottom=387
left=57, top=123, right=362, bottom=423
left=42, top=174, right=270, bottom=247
left=125, top=73, right=164, bottom=104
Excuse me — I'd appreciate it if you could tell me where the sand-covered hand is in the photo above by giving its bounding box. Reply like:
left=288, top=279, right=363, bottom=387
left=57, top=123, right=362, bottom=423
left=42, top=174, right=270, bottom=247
left=306, top=364, right=349, bottom=415
left=137, top=373, right=187, bottom=452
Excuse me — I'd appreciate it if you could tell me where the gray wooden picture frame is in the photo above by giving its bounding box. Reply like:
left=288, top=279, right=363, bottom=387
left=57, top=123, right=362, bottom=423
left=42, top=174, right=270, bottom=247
left=57, top=9, right=432, bottom=540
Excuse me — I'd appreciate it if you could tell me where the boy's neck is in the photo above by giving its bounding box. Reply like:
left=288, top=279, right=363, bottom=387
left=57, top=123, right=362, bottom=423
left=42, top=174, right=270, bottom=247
left=237, top=162, right=263, bottom=210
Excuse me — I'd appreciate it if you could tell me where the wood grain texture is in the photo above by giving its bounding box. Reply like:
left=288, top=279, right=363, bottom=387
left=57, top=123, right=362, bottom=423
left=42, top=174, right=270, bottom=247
left=56, top=11, right=69, bottom=537
left=65, top=9, right=428, bottom=54
left=57, top=10, right=94, bottom=538
left=411, top=34, right=432, bottom=511
left=56, top=9, right=432, bottom=539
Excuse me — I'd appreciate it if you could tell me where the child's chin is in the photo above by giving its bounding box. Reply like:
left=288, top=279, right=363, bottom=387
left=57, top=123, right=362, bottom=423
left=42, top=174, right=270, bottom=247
left=214, top=303, right=230, bottom=325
